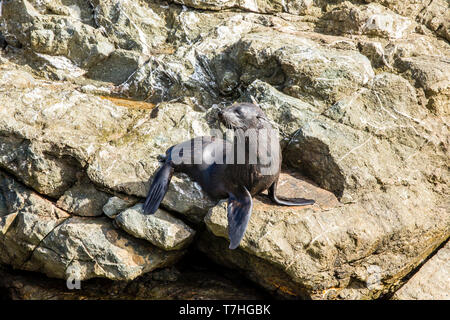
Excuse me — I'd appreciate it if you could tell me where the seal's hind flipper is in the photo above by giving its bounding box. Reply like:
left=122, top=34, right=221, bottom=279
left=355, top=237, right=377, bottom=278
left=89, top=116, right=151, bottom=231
left=268, top=181, right=315, bottom=206
left=227, top=187, right=253, bottom=250
left=143, top=161, right=174, bottom=214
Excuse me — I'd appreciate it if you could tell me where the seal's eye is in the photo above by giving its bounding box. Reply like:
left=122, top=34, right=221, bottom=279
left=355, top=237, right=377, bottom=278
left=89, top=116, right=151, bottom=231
left=235, top=108, right=242, bottom=116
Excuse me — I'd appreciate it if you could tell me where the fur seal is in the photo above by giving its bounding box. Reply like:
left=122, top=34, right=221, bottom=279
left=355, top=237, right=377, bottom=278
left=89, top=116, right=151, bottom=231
left=144, top=103, right=314, bottom=249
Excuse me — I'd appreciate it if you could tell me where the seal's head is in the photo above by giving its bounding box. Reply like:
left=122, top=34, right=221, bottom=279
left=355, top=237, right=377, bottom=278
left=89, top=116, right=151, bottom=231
left=218, top=103, right=270, bottom=130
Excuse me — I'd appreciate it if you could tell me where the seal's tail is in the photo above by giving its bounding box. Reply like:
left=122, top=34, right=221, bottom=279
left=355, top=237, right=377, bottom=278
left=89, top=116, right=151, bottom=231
left=143, top=161, right=174, bottom=214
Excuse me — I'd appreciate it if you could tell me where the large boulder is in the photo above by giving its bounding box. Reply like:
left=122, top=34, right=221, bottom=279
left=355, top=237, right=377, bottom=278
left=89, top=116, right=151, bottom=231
left=242, top=76, right=447, bottom=203
left=0, top=172, right=182, bottom=281
left=199, top=79, right=449, bottom=299
left=1, top=0, right=114, bottom=68
left=115, top=204, right=196, bottom=251
left=171, top=0, right=314, bottom=15
left=201, top=170, right=449, bottom=299
left=232, top=30, right=375, bottom=108
left=323, top=3, right=416, bottom=39
left=0, top=64, right=215, bottom=219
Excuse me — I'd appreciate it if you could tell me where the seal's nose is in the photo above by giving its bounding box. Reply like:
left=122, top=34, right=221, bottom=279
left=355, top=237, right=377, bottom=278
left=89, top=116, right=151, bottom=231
left=218, top=110, right=223, bottom=119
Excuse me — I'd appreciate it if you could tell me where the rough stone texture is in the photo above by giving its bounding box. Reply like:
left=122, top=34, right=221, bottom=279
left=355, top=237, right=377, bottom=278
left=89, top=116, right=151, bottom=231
left=56, top=175, right=111, bottom=217
left=202, top=169, right=449, bottom=299
left=171, top=0, right=314, bottom=15
left=0, top=61, right=214, bottom=217
left=234, top=30, right=375, bottom=108
left=115, top=204, right=196, bottom=251
left=0, top=66, right=137, bottom=199
left=0, top=260, right=267, bottom=300
left=1, top=0, right=114, bottom=68
left=0, top=172, right=70, bottom=268
left=85, top=101, right=217, bottom=219
left=0, top=172, right=183, bottom=281
left=91, top=0, right=170, bottom=53
left=393, top=241, right=450, bottom=300
left=0, top=0, right=448, bottom=300
left=103, top=196, right=136, bottom=219
left=416, top=0, right=450, bottom=41
left=23, top=216, right=183, bottom=281
left=242, top=77, right=448, bottom=203
left=323, top=3, right=416, bottom=39
left=394, top=55, right=450, bottom=115
left=366, top=0, right=450, bottom=41
left=86, top=49, right=147, bottom=85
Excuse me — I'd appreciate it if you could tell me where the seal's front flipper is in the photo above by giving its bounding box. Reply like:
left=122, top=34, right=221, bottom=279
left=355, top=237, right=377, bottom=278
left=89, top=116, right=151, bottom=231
left=268, top=181, right=315, bottom=206
left=143, top=161, right=174, bottom=215
left=227, top=187, right=253, bottom=250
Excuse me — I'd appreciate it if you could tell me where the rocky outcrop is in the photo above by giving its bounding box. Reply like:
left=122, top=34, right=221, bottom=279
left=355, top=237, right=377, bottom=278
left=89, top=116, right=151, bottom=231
left=56, top=175, right=111, bottom=217
left=0, top=0, right=448, bottom=300
left=0, top=172, right=182, bottom=281
left=201, top=168, right=448, bottom=299
left=102, top=196, right=137, bottom=219
left=115, top=204, right=196, bottom=251
left=393, top=241, right=449, bottom=300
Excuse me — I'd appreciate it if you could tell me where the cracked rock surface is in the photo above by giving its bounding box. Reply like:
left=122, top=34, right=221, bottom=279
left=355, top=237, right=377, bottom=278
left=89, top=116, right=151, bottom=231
left=393, top=241, right=450, bottom=300
left=0, top=0, right=448, bottom=300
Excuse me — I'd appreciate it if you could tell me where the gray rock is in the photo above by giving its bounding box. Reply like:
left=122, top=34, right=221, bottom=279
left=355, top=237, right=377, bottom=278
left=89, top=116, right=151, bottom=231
left=56, top=177, right=111, bottom=217
left=115, top=204, right=196, bottom=251
left=202, top=170, right=449, bottom=299
left=0, top=172, right=183, bottom=281
left=103, top=196, right=136, bottom=219
left=0, top=0, right=448, bottom=300
left=245, top=75, right=447, bottom=204
left=393, top=241, right=450, bottom=300
left=122, top=13, right=255, bottom=104
left=202, top=78, right=449, bottom=299
left=85, top=101, right=217, bottom=218
left=1, top=0, right=114, bottom=68
left=416, top=0, right=450, bottom=41
left=91, top=0, right=169, bottom=53
left=0, top=67, right=139, bottom=198
left=358, top=0, right=449, bottom=41
left=86, top=49, right=146, bottom=85
left=23, top=215, right=183, bottom=281
left=395, top=55, right=450, bottom=93
left=0, top=65, right=214, bottom=217
left=395, top=55, right=450, bottom=115
left=0, top=172, right=70, bottom=267
left=358, top=41, right=391, bottom=69
left=323, top=3, right=416, bottom=39
left=234, top=30, right=375, bottom=108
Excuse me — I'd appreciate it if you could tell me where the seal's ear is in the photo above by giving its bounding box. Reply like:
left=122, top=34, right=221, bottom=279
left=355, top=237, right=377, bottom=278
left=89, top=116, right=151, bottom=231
left=227, top=187, right=253, bottom=249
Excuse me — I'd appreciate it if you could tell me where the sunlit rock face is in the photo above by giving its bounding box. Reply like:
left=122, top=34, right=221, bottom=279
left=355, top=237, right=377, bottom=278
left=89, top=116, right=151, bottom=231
left=0, top=0, right=448, bottom=300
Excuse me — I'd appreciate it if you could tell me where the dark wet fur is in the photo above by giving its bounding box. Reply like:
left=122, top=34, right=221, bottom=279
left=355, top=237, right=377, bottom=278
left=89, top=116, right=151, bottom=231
left=144, top=103, right=315, bottom=249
